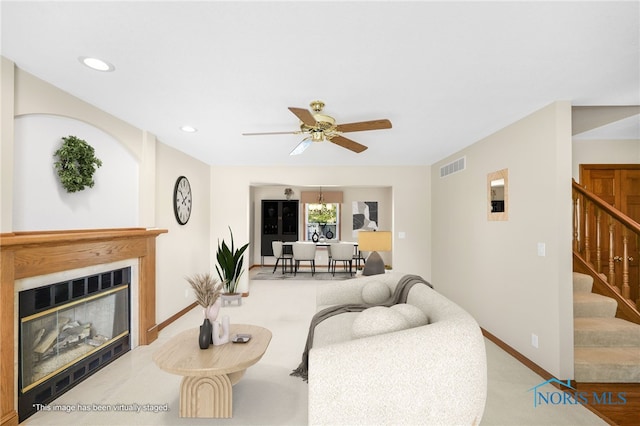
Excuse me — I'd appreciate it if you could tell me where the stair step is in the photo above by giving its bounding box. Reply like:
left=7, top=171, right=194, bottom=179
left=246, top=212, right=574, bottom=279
left=573, top=272, right=593, bottom=293
left=574, top=317, right=640, bottom=347
left=574, top=292, right=618, bottom=318
left=574, top=347, right=640, bottom=382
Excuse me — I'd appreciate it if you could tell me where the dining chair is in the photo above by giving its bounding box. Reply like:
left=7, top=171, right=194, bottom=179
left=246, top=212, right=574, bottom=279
left=272, top=241, right=293, bottom=274
left=292, top=242, right=317, bottom=276
left=353, top=246, right=366, bottom=270
left=329, top=242, right=355, bottom=276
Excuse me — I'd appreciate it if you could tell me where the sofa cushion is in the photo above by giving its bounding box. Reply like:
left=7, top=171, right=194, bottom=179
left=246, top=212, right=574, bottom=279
left=361, top=281, right=391, bottom=304
left=390, top=303, right=429, bottom=327
left=352, top=306, right=410, bottom=338
left=313, top=312, right=360, bottom=348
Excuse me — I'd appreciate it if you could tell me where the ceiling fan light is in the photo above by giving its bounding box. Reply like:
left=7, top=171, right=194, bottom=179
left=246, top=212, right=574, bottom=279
left=311, top=132, right=324, bottom=142
left=290, top=139, right=312, bottom=155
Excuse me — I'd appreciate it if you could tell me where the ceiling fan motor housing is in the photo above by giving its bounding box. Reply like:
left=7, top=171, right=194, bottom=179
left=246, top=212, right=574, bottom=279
left=301, top=113, right=336, bottom=134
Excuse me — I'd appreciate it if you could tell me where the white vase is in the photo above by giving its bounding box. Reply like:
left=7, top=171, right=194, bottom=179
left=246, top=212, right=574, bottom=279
left=203, top=298, right=222, bottom=323
left=212, top=315, right=230, bottom=346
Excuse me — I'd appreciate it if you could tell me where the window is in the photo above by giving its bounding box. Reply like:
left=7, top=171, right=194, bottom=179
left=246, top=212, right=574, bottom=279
left=305, top=203, right=340, bottom=240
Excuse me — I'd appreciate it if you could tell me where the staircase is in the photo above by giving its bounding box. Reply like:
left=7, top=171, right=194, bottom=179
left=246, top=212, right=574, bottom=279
left=573, top=272, right=640, bottom=382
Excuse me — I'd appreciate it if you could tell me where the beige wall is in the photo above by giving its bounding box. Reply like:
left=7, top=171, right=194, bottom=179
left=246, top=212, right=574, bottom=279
left=212, top=166, right=431, bottom=293
left=431, top=101, right=574, bottom=379
left=0, top=57, right=15, bottom=232
left=572, top=139, right=640, bottom=180
left=155, top=143, right=211, bottom=321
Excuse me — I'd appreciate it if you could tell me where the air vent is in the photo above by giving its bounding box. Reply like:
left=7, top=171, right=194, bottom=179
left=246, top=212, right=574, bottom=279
left=440, top=157, right=466, bottom=178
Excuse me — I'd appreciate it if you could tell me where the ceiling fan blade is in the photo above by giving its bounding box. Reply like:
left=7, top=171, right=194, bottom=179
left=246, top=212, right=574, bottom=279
left=335, top=119, right=392, bottom=133
left=242, top=131, right=299, bottom=136
left=289, top=138, right=312, bottom=156
left=288, top=107, right=317, bottom=127
left=329, top=135, right=368, bottom=153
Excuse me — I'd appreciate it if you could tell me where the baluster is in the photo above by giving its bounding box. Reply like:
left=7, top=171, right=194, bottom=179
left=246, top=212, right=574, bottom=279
left=584, top=198, right=590, bottom=263
left=608, top=215, right=616, bottom=287
left=595, top=206, right=602, bottom=273
left=573, top=194, right=579, bottom=252
left=621, top=228, right=631, bottom=300
left=636, top=233, right=640, bottom=310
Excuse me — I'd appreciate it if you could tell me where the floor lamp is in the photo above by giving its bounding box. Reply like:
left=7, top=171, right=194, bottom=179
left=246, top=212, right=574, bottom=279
left=358, top=231, right=392, bottom=276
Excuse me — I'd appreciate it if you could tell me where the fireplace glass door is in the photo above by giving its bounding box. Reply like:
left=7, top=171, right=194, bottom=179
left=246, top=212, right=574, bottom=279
left=20, top=285, right=129, bottom=393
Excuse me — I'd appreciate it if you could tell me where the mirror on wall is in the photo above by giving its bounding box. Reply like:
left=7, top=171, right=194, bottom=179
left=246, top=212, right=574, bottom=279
left=488, top=168, right=508, bottom=221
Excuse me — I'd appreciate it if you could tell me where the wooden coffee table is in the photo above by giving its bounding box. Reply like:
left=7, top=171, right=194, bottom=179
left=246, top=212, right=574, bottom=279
left=153, top=323, right=272, bottom=418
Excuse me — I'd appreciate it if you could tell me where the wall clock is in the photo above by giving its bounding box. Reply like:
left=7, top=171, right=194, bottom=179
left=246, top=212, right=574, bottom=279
left=173, top=176, right=192, bottom=225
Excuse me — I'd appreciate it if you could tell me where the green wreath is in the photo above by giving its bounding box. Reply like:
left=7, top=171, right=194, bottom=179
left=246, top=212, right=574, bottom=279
left=53, top=135, right=103, bottom=193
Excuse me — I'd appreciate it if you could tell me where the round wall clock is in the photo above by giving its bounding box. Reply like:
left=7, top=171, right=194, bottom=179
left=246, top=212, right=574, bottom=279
left=173, top=176, right=192, bottom=225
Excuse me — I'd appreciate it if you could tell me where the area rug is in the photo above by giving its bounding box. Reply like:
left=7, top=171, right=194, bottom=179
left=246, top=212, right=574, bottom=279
left=252, top=270, right=356, bottom=281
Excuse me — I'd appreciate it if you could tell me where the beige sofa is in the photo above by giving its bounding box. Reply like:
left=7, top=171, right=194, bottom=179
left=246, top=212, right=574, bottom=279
left=308, top=272, right=487, bottom=425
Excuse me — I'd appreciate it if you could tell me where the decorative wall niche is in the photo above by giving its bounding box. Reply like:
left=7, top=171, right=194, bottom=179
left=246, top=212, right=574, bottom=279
left=488, top=168, right=508, bottom=221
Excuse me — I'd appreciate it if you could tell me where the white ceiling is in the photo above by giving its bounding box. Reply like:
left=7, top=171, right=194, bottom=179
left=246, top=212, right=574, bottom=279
left=2, top=1, right=639, bottom=166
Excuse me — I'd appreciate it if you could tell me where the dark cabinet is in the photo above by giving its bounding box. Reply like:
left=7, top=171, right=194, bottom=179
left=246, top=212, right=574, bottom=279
left=261, top=200, right=299, bottom=256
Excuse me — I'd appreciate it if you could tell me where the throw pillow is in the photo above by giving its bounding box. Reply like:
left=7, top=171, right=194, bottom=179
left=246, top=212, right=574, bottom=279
left=361, top=281, right=391, bottom=304
left=390, top=303, right=429, bottom=327
left=352, top=306, right=411, bottom=339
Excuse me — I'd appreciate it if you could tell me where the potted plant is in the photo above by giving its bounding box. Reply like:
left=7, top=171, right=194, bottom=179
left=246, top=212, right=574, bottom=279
left=185, top=273, right=223, bottom=349
left=53, top=135, right=103, bottom=193
left=215, top=227, right=249, bottom=295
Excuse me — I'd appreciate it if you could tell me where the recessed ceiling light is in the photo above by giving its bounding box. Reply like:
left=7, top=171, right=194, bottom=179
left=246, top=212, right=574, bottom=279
left=180, top=125, right=198, bottom=133
left=79, top=56, right=115, bottom=72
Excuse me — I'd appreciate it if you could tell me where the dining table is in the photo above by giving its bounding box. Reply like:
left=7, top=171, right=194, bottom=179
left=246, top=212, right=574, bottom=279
left=280, top=241, right=364, bottom=273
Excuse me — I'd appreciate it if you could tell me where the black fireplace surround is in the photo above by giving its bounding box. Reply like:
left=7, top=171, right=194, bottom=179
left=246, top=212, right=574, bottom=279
left=18, top=267, right=131, bottom=422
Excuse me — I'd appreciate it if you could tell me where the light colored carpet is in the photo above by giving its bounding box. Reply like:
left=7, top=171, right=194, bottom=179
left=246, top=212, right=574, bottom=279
left=573, top=272, right=640, bottom=382
left=23, top=269, right=607, bottom=425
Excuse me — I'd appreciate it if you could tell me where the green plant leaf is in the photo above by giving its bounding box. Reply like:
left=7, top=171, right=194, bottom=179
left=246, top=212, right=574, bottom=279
left=53, top=135, right=102, bottom=193
left=215, top=227, right=249, bottom=293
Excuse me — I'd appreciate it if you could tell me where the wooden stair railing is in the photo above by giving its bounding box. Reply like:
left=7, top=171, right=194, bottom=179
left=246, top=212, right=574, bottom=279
left=572, top=179, right=640, bottom=325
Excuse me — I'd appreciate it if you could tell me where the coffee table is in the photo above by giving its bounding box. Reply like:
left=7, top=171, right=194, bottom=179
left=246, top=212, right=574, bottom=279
left=153, top=323, right=272, bottom=418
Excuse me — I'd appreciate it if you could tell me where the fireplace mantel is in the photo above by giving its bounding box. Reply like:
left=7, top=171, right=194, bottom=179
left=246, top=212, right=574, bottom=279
left=0, top=227, right=167, bottom=426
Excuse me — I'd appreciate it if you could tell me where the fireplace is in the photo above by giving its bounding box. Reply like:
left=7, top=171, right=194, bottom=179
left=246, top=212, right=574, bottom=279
left=18, top=267, right=132, bottom=422
left=0, top=228, right=166, bottom=426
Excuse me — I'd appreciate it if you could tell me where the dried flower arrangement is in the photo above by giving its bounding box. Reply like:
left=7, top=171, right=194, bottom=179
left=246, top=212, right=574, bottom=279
left=186, top=273, right=223, bottom=307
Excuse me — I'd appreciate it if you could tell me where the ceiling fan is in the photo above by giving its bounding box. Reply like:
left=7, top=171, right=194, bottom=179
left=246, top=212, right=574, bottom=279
left=242, top=100, right=392, bottom=155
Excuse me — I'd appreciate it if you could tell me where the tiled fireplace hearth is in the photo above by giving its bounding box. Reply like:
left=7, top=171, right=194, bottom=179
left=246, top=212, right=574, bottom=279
left=0, top=228, right=166, bottom=426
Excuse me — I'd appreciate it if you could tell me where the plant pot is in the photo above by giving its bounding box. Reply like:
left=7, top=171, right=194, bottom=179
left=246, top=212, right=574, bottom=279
left=221, top=292, right=242, bottom=307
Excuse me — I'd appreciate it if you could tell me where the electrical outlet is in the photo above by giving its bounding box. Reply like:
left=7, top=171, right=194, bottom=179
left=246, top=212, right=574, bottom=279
left=531, top=333, right=539, bottom=348
left=185, top=289, right=189, bottom=298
